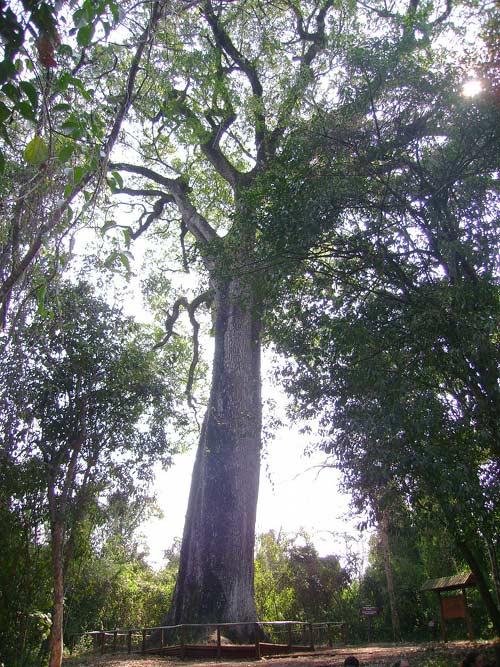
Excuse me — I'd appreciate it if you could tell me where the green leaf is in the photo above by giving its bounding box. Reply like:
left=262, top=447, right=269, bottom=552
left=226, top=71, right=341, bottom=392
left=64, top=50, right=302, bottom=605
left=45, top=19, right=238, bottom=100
left=108, top=1, right=120, bottom=24
left=2, top=82, right=19, bottom=103
left=57, top=141, right=75, bottom=163
left=19, top=81, right=38, bottom=110
left=24, top=136, right=49, bottom=164
left=0, top=60, right=16, bottom=85
left=52, top=102, right=71, bottom=112
left=0, top=123, right=13, bottom=148
left=58, top=44, right=73, bottom=57
left=72, top=8, right=87, bottom=28
left=16, top=100, right=36, bottom=122
left=73, top=165, right=87, bottom=184
left=119, top=252, right=131, bottom=273
left=104, top=249, right=118, bottom=268
left=111, top=170, right=123, bottom=189
left=57, top=72, right=72, bottom=92
left=69, top=76, right=92, bottom=101
left=61, top=115, right=84, bottom=139
left=0, top=150, right=5, bottom=175
left=101, top=220, right=117, bottom=236
left=0, top=101, right=11, bottom=123
left=36, top=284, right=48, bottom=317
left=122, top=227, right=132, bottom=248
left=77, top=24, right=94, bottom=47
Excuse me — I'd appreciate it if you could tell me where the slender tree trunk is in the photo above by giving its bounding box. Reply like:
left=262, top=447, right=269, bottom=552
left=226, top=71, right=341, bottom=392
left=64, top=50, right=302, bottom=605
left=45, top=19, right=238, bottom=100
left=456, top=537, right=500, bottom=635
left=168, top=272, right=262, bottom=639
left=486, top=539, right=500, bottom=607
left=48, top=519, right=65, bottom=667
left=380, top=511, right=401, bottom=642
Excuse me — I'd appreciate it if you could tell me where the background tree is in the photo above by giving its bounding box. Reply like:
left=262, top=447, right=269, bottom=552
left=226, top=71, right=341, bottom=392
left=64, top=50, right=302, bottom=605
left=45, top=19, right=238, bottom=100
left=0, top=0, right=169, bottom=333
left=0, top=281, right=190, bottom=667
left=264, top=43, right=500, bottom=633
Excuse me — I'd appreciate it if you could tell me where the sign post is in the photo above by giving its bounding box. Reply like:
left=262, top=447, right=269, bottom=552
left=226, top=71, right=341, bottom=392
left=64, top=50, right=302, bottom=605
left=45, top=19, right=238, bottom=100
left=361, top=606, right=380, bottom=643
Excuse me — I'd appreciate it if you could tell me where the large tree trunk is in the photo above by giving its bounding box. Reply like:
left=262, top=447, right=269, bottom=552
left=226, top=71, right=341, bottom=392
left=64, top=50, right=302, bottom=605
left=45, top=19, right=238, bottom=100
left=168, top=273, right=262, bottom=639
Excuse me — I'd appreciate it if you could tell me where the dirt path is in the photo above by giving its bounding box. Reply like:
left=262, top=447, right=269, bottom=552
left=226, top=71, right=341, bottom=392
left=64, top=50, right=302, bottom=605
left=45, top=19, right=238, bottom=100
left=64, top=640, right=499, bottom=667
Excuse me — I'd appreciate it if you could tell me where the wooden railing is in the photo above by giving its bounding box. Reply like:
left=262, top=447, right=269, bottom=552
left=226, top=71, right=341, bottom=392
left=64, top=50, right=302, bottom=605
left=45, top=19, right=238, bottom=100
left=69, top=620, right=347, bottom=659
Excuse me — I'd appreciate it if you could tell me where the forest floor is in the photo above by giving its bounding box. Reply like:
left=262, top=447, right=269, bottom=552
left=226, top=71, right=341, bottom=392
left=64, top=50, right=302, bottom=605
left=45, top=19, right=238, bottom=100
left=63, top=639, right=500, bottom=667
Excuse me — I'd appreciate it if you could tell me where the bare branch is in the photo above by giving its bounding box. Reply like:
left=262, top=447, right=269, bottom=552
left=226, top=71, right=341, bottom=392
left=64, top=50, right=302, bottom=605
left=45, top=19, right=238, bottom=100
left=153, top=290, right=214, bottom=405
left=114, top=187, right=175, bottom=239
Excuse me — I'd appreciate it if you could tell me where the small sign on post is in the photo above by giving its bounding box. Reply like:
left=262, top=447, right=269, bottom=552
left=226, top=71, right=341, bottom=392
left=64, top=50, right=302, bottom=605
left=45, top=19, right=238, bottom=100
left=361, top=606, right=381, bottom=616
left=360, top=606, right=381, bottom=643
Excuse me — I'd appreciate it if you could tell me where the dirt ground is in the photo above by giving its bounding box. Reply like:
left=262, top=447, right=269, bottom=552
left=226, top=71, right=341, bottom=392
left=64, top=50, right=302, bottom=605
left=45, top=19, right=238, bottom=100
left=63, top=640, right=500, bottom=667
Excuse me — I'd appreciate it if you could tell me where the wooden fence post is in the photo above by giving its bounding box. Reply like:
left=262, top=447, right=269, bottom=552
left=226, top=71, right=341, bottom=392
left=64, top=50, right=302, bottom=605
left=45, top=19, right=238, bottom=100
left=180, top=625, right=186, bottom=660
left=100, top=632, right=106, bottom=655
left=254, top=623, right=261, bottom=660
left=127, top=630, right=132, bottom=654
left=113, top=630, right=117, bottom=653
left=161, top=627, right=165, bottom=654
left=216, top=625, right=221, bottom=660
left=142, top=629, right=147, bottom=654
left=308, top=623, right=315, bottom=652
left=287, top=623, right=292, bottom=653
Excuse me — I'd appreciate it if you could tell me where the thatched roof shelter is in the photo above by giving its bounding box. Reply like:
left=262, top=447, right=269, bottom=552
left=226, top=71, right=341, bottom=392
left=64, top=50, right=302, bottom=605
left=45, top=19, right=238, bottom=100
left=421, top=573, right=476, bottom=592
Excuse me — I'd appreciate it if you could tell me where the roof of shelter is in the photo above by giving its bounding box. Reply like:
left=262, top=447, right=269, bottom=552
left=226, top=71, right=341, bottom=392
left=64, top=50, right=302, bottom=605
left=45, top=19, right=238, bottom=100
left=421, top=573, right=477, bottom=592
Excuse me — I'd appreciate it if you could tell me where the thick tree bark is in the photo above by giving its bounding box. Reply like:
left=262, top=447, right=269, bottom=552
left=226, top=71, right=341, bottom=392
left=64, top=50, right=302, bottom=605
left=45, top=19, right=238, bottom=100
left=168, top=273, right=262, bottom=639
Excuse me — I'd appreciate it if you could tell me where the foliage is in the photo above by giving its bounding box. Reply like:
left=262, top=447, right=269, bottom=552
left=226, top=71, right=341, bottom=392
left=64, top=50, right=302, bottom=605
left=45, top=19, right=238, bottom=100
left=1, top=0, right=498, bottom=650
left=65, top=513, right=181, bottom=636
left=264, top=35, right=500, bottom=632
left=255, top=530, right=351, bottom=624
left=0, top=281, right=190, bottom=666
left=0, top=0, right=164, bottom=333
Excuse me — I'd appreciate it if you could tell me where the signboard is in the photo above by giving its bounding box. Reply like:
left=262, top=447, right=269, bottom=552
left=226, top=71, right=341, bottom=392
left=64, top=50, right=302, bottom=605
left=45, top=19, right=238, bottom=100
left=361, top=606, right=381, bottom=617
left=442, top=595, right=466, bottom=620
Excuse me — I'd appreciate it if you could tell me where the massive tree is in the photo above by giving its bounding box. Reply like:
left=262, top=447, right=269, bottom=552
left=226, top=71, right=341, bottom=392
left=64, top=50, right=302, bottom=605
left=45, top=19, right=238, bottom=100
left=113, top=0, right=343, bottom=630
left=109, top=0, right=462, bottom=632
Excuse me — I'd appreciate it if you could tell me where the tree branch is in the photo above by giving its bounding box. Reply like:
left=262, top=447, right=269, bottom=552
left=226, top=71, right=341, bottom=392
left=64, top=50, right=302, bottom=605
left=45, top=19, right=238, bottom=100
left=1, top=0, right=167, bottom=328
left=153, top=290, right=214, bottom=406
left=203, top=0, right=267, bottom=166
left=114, top=187, right=175, bottom=239
left=109, top=162, right=218, bottom=246
left=268, top=0, right=334, bottom=156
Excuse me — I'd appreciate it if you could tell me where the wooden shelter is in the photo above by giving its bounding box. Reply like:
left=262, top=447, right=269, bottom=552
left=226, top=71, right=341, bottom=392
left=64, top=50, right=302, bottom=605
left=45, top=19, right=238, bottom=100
left=421, top=573, right=476, bottom=641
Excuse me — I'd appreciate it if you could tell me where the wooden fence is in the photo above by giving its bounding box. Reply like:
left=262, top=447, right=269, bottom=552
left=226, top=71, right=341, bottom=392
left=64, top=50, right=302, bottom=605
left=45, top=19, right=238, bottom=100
left=70, top=620, right=347, bottom=659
